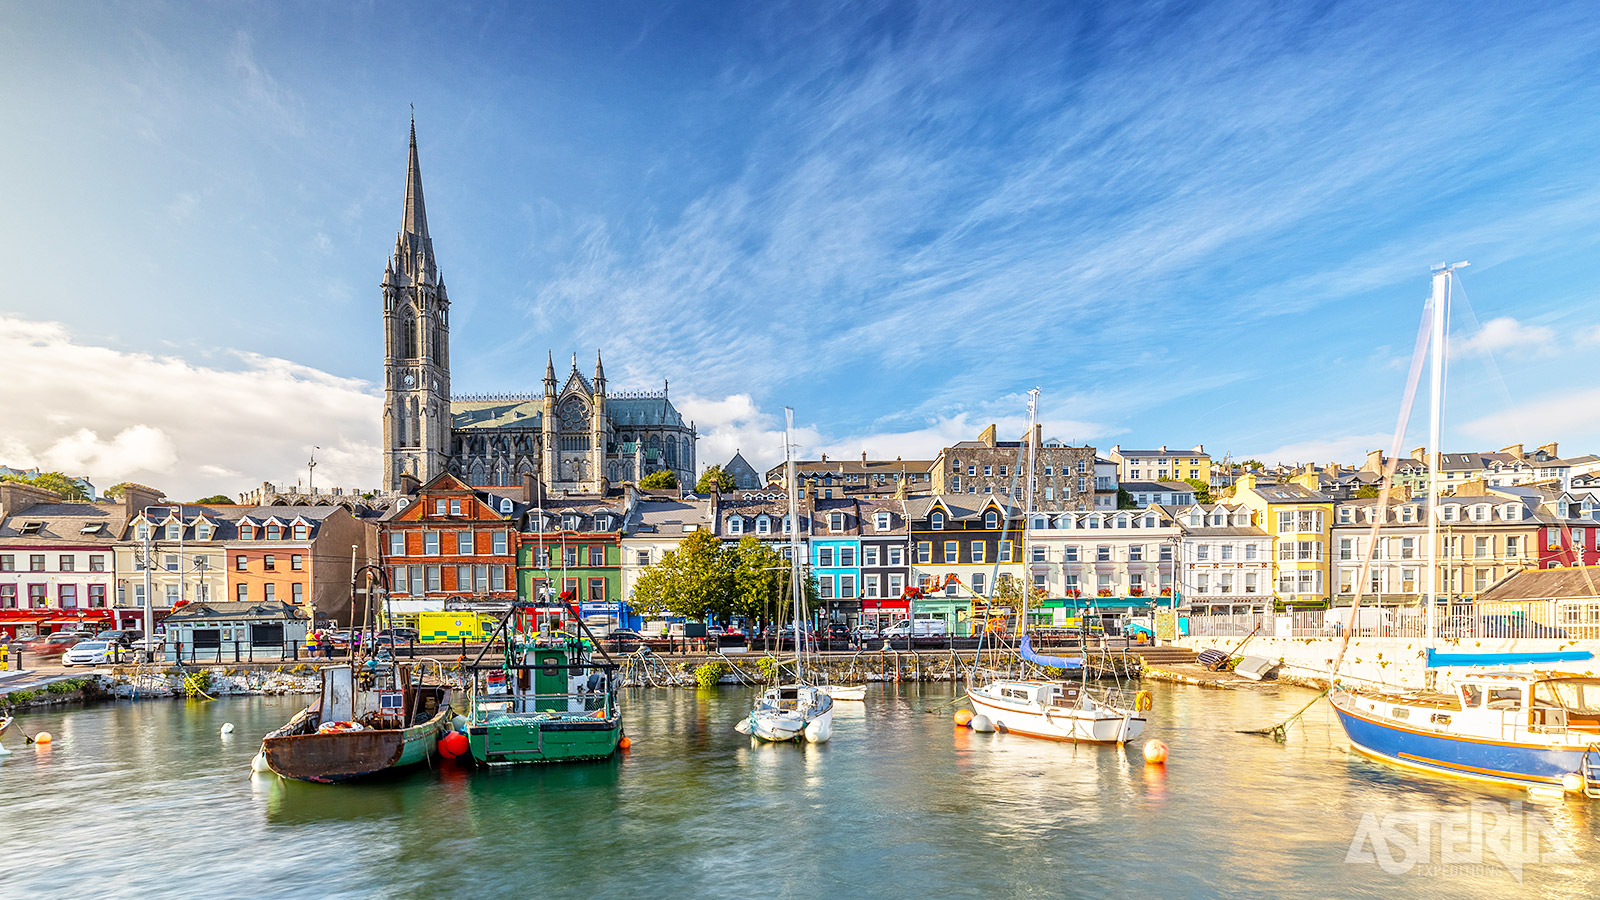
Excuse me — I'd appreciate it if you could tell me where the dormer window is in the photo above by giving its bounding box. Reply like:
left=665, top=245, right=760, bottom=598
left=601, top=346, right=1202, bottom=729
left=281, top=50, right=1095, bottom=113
left=930, top=511, right=945, bottom=531
left=728, top=516, right=744, bottom=535
left=293, top=524, right=309, bottom=540
left=499, top=498, right=514, bottom=514
left=782, top=515, right=794, bottom=534
left=1503, top=504, right=1521, bottom=521
left=755, top=516, right=770, bottom=535
left=166, top=521, right=181, bottom=541
left=562, top=515, right=580, bottom=531
left=266, top=525, right=282, bottom=541
left=830, top=512, right=845, bottom=531
left=195, top=522, right=212, bottom=541
left=875, top=513, right=890, bottom=530
left=984, top=511, right=998, bottom=529
left=239, top=523, right=254, bottom=540
left=136, top=522, right=150, bottom=541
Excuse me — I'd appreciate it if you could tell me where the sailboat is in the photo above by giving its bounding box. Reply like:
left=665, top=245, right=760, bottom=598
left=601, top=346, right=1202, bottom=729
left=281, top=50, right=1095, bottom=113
left=736, top=407, right=835, bottom=743
left=1328, top=264, right=1600, bottom=797
left=965, top=389, right=1148, bottom=744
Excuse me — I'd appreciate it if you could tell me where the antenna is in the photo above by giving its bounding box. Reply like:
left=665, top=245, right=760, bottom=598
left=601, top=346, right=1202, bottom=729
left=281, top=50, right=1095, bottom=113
left=308, top=447, right=320, bottom=496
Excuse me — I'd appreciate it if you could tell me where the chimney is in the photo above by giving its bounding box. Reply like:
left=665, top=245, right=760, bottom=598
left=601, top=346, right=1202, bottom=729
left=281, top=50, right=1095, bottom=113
left=1501, top=443, right=1524, bottom=459
left=1192, top=444, right=1204, bottom=454
left=1410, top=446, right=1427, bottom=462
left=1159, top=445, right=1168, bottom=453
left=861, top=451, right=868, bottom=462
left=1033, top=423, right=1044, bottom=446
left=398, top=472, right=421, bottom=496
left=1538, top=442, right=1559, bottom=459
left=120, top=483, right=165, bottom=523
left=0, top=480, right=61, bottom=517
left=522, top=471, right=540, bottom=506
left=821, top=453, right=828, bottom=462
left=1364, top=449, right=1384, bottom=473
left=979, top=424, right=998, bottom=447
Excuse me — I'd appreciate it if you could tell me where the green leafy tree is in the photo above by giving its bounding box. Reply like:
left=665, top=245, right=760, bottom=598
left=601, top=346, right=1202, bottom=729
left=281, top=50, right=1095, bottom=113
left=695, top=465, right=735, bottom=493
left=629, top=529, right=731, bottom=621
left=193, top=494, right=235, bottom=505
left=639, top=469, right=679, bottom=489
left=1240, top=459, right=1265, bottom=471
left=1354, top=485, right=1381, bottom=499
left=1117, top=487, right=1136, bottom=510
left=1183, top=478, right=1212, bottom=504
left=2, top=471, right=89, bottom=500
left=103, top=483, right=130, bottom=499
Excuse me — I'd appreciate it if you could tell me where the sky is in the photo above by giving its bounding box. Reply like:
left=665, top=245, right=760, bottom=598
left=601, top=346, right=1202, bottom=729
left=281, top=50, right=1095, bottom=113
left=3, top=1, right=1600, bottom=500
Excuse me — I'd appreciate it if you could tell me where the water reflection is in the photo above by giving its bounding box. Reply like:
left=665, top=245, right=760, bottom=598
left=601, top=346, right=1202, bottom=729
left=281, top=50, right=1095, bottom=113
left=4, top=685, right=1600, bottom=899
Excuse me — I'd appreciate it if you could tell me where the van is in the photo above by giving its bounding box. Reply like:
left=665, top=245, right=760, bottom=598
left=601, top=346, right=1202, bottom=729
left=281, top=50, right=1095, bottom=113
left=880, top=619, right=949, bottom=639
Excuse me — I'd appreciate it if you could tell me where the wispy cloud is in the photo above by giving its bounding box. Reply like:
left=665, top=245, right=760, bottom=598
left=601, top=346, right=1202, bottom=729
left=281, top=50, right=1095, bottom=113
left=1454, top=316, right=1556, bottom=357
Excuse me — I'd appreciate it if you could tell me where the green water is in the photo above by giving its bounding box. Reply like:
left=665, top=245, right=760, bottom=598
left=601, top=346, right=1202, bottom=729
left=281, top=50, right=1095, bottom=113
left=3, top=684, right=1598, bottom=899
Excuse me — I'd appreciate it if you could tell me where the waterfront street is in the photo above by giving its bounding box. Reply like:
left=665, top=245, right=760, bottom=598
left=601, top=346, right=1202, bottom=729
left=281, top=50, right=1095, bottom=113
left=4, top=684, right=1597, bottom=900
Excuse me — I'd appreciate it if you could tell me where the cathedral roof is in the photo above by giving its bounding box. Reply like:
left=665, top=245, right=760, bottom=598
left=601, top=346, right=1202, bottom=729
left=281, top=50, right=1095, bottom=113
left=452, top=398, right=543, bottom=431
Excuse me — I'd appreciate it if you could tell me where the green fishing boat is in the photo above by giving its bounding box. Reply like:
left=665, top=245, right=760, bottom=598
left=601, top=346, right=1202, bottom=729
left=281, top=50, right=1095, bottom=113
left=464, top=630, right=623, bottom=766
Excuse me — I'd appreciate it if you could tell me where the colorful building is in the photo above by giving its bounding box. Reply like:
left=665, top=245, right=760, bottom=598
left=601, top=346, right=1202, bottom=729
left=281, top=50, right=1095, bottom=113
left=229, top=506, right=369, bottom=624
left=1230, top=473, right=1333, bottom=608
left=1026, top=507, right=1182, bottom=626
left=810, top=498, right=862, bottom=626
left=521, top=492, right=629, bottom=628
left=857, top=497, right=911, bottom=630
left=905, top=495, right=1026, bottom=635
left=1172, top=503, right=1272, bottom=614
left=1108, top=444, right=1210, bottom=484
left=0, top=481, right=127, bottom=638
left=380, top=473, right=523, bottom=625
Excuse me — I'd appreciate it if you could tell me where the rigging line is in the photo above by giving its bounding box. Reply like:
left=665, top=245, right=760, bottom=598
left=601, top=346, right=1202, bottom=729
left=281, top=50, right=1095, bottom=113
left=1331, top=293, right=1434, bottom=682
left=1447, top=274, right=1527, bottom=440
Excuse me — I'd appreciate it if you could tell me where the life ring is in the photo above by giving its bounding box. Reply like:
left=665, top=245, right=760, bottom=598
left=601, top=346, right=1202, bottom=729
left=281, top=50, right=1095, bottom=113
left=1133, top=691, right=1153, bottom=712
left=316, top=720, right=364, bottom=734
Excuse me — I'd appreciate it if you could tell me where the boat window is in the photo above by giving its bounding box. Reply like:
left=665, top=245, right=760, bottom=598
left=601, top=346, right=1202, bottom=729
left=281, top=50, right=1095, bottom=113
left=1536, top=679, right=1600, bottom=714
left=1487, top=687, right=1523, bottom=710
left=1391, top=707, right=1411, bottom=720
left=1459, top=684, right=1482, bottom=708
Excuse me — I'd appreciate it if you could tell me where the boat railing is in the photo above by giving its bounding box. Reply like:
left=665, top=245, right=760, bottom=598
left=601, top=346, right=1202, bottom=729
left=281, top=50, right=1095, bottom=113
left=472, top=690, right=614, bottom=718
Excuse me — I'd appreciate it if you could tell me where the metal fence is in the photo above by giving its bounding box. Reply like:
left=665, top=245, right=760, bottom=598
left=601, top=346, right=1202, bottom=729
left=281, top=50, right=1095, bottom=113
left=1185, top=600, right=1598, bottom=641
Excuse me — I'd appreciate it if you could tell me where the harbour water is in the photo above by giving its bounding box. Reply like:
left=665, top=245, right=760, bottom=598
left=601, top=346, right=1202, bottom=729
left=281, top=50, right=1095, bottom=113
left=4, top=683, right=1598, bottom=899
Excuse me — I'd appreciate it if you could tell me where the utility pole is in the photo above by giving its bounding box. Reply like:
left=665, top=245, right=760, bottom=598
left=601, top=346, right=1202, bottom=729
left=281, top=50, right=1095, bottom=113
left=142, top=508, right=154, bottom=661
left=308, top=447, right=320, bottom=496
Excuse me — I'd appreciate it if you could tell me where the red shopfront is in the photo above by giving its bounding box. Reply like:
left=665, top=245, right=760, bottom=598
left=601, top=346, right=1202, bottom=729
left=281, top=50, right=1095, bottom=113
left=859, top=597, right=909, bottom=629
left=0, top=607, right=117, bottom=640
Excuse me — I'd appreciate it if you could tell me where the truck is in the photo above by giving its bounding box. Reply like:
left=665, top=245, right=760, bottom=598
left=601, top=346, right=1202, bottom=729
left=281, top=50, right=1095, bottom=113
left=880, top=618, right=949, bottom=639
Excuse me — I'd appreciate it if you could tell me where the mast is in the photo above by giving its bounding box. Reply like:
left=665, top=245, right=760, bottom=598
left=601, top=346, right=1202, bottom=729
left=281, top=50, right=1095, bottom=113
left=1425, top=262, right=1466, bottom=648
left=784, top=407, right=804, bottom=678
left=1020, top=388, right=1040, bottom=638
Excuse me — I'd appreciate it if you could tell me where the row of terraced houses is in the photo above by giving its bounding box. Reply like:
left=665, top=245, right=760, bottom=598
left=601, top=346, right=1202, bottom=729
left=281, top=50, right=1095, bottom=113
left=5, top=433, right=1600, bottom=639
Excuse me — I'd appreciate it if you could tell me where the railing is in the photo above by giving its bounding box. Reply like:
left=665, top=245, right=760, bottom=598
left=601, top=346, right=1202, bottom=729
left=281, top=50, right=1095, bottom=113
left=1184, top=600, right=1592, bottom=640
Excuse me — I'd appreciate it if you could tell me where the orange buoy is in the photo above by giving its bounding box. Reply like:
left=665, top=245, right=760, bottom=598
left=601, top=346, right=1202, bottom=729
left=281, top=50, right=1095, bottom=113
left=33, top=731, right=53, bottom=745
left=618, top=735, right=632, bottom=751
left=438, top=730, right=469, bottom=760
left=1143, top=739, right=1168, bottom=764
left=953, top=709, right=974, bottom=727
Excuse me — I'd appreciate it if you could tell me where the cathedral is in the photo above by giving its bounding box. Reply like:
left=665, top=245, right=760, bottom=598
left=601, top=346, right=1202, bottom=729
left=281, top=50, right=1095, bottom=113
left=381, top=122, right=697, bottom=494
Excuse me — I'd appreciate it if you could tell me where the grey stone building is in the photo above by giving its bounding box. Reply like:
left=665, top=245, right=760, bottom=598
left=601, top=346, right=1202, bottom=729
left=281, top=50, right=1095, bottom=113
left=929, top=424, right=1096, bottom=510
left=381, top=122, right=696, bottom=494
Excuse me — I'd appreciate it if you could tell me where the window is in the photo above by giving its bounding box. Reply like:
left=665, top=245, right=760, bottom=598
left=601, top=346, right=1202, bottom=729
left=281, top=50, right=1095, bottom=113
left=237, top=583, right=249, bottom=602
left=0, top=555, right=10, bottom=572
left=1064, top=574, right=1079, bottom=594
left=1197, top=545, right=1210, bottom=562
left=1401, top=568, right=1416, bottom=593
left=267, top=524, right=281, bottom=541
left=830, top=513, right=844, bottom=531
left=264, top=555, right=276, bottom=571
left=984, top=511, right=998, bottom=529
left=450, top=500, right=462, bottom=516
left=1129, top=544, right=1144, bottom=562
left=930, top=511, right=944, bottom=530
left=424, top=532, right=440, bottom=555
left=493, top=531, right=508, bottom=555
left=917, top=542, right=931, bottom=564
left=1244, top=543, right=1258, bottom=561
left=1400, top=537, right=1415, bottom=559
left=490, top=566, right=506, bottom=592
left=293, top=524, right=308, bottom=540
left=972, top=543, right=985, bottom=564
left=1077, top=460, right=1087, bottom=474
left=840, top=547, right=856, bottom=567
left=585, top=545, right=602, bottom=566
left=1160, top=543, right=1173, bottom=561
left=426, top=565, right=441, bottom=591
left=944, top=541, right=958, bottom=563
left=59, top=584, right=78, bottom=608
left=292, top=583, right=304, bottom=605
left=820, top=576, right=835, bottom=599
left=819, top=547, right=835, bottom=567
left=1064, top=545, right=1079, bottom=563
left=888, top=546, right=903, bottom=566
left=888, top=573, right=905, bottom=596
left=755, top=517, right=770, bottom=535
left=264, top=583, right=276, bottom=601
left=970, top=573, right=985, bottom=595
left=636, top=550, right=651, bottom=567
left=563, top=546, right=577, bottom=567
left=30, top=554, right=45, bottom=572
left=164, top=554, right=179, bottom=572
left=137, top=522, right=150, bottom=541
left=864, top=546, right=880, bottom=567
left=1277, top=511, right=1295, bottom=534
left=390, top=532, right=406, bottom=556
left=1096, top=545, right=1111, bottom=562
left=875, top=513, right=891, bottom=530
left=1474, top=536, right=1491, bottom=558
left=394, top=566, right=409, bottom=594
left=983, top=466, right=992, bottom=477
left=1031, top=545, right=1047, bottom=563
left=435, top=499, right=448, bottom=515
left=1000, top=540, right=1013, bottom=562
left=236, top=555, right=247, bottom=571
left=728, top=516, right=744, bottom=535
left=1338, top=539, right=1353, bottom=561
left=864, top=575, right=880, bottom=598
left=59, top=555, right=75, bottom=572
left=840, top=575, right=856, bottom=597
left=88, top=584, right=106, bottom=607
left=166, top=521, right=181, bottom=541
left=1506, top=535, right=1521, bottom=557
left=457, top=531, right=474, bottom=555
left=291, top=554, right=303, bottom=571
left=967, top=465, right=976, bottom=476
left=1244, top=572, right=1258, bottom=593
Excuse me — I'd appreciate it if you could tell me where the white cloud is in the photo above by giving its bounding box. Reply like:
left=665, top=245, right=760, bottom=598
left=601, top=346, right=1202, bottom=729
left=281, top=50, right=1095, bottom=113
left=1454, top=316, right=1555, bottom=357
left=1251, top=433, right=1394, bottom=468
left=0, top=315, right=380, bottom=500
left=1458, top=387, right=1600, bottom=451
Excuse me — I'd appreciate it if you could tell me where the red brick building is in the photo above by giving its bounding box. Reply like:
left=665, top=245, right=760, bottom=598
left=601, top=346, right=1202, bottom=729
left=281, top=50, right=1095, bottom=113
left=379, top=473, right=525, bottom=617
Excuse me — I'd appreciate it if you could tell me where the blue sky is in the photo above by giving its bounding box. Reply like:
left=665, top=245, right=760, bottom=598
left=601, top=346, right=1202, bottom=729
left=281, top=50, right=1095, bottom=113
left=4, top=1, right=1600, bottom=498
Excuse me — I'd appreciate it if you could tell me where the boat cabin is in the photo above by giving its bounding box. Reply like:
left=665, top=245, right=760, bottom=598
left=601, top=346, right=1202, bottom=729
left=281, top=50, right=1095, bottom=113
left=989, top=680, right=1086, bottom=710
left=1449, top=673, right=1600, bottom=733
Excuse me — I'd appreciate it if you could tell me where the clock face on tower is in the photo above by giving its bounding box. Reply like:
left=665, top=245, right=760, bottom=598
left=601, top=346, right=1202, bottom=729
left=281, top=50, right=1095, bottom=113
left=403, top=373, right=416, bottom=388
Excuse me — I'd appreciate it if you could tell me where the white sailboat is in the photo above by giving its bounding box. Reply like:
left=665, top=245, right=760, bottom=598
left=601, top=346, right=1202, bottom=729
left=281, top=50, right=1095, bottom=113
left=966, top=388, right=1147, bottom=744
left=736, top=407, right=835, bottom=743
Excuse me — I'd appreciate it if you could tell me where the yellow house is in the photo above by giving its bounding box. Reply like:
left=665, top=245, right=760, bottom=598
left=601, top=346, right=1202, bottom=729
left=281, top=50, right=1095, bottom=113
left=1230, top=473, right=1333, bottom=608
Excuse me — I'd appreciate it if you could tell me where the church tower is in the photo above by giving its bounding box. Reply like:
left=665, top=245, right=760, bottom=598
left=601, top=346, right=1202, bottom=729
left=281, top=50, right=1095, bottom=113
left=382, top=119, right=453, bottom=492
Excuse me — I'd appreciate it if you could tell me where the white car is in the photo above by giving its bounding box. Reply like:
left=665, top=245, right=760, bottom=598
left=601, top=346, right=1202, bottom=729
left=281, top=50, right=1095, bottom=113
left=61, top=640, right=121, bottom=667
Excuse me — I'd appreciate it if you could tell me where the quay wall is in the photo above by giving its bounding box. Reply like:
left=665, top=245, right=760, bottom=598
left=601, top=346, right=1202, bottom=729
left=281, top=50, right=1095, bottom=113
left=1174, top=635, right=1600, bottom=689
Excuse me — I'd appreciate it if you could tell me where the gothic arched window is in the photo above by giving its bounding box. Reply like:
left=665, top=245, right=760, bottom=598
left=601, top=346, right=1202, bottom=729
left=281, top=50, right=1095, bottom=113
left=401, top=308, right=419, bottom=358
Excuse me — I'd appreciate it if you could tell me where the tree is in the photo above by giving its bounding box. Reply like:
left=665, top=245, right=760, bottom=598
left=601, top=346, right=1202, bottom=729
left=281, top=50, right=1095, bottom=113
left=193, top=495, right=235, bottom=505
left=695, top=465, right=735, bottom=493
left=629, top=530, right=731, bottom=621
left=1240, top=459, right=1265, bottom=471
left=639, top=469, right=679, bottom=489
left=1117, top=487, right=1137, bottom=510
left=729, top=537, right=786, bottom=625
left=103, top=483, right=130, bottom=499
left=1354, top=485, right=1381, bottom=499
left=1183, top=478, right=1212, bottom=504
left=2, top=471, right=89, bottom=501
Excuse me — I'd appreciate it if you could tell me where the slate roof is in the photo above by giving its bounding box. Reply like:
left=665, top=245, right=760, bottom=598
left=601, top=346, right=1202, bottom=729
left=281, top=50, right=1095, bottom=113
left=0, top=501, right=127, bottom=545
left=163, top=600, right=308, bottom=622
left=624, top=495, right=713, bottom=534
left=1477, top=567, right=1600, bottom=603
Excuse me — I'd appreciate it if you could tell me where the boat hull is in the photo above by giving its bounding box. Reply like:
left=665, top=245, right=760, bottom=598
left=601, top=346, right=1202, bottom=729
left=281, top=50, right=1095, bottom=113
left=819, top=685, right=865, bottom=702
left=466, top=716, right=622, bottom=765
left=261, top=704, right=452, bottom=784
left=968, top=691, right=1144, bottom=744
left=1331, top=692, right=1593, bottom=792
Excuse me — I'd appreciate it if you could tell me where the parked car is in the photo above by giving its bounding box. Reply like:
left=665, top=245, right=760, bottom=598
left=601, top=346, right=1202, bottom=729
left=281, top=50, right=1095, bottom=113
left=373, top=627, right=420, bottom=646
left=852, top=625, right=881, bottom=642
left=129, top=635, right=166, bottom=653
left=607, top=629, right=645, bottom=650
left=93, top=629, right=144, bottom=648
left=62, top=640, right=122, bottom=667
left=825, top=623, right=852, bottom=643
left=16, top=633, right=88, bottom=657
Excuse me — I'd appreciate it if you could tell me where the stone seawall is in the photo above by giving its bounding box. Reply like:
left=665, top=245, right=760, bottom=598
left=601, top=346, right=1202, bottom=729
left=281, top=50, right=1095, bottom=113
left=1174, top=635, right=1600, bottom=689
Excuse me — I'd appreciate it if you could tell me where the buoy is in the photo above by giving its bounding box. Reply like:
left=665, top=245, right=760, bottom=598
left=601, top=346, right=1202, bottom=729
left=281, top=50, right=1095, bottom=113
left=618, top=735, right=632, bottom=751
left=220, top=723, right=235, bottom=735
left=970, top=715, right=995, bottom=733
left=251, top=751, right=271, bottom=773
left=33, top=731, right=52, bottom=745
left=804, top=718, right=832, bottom=743
left=1562, top=772, right=1585, bottom=793
left=1133, top=691, right=1153, bottom=712
left=953, top=709, right=974, bottom=727
left=1143, top=739, right=1168, bottom=764
left=438, top=730, right=469, bottom=760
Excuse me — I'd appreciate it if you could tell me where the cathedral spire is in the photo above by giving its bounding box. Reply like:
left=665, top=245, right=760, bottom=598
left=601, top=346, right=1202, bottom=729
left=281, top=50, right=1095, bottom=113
left=544, top=351, right=557, bottom=395
left=594, top=350, right=606, bottom=393
left=397, top=116, right=435, bottom=280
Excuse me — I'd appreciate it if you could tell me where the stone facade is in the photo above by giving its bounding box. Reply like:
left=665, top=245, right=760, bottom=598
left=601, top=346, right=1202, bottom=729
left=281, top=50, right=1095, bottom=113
left=929, top=424, right=1095, bottom=510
